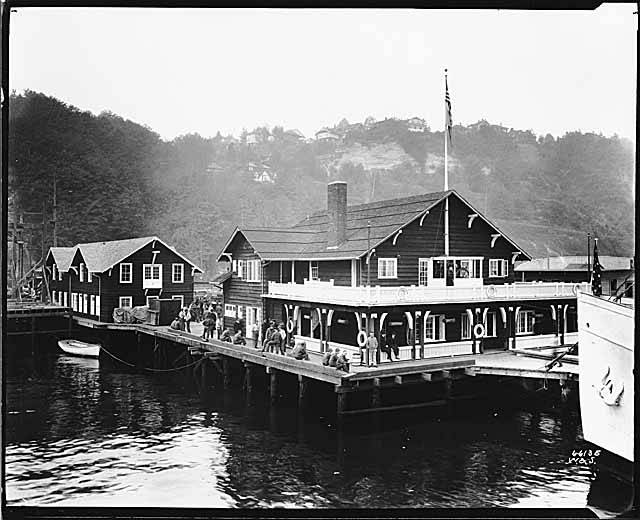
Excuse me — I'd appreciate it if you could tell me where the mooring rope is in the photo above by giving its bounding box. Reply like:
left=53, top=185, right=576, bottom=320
left=99, top=346, right=204, bottom=373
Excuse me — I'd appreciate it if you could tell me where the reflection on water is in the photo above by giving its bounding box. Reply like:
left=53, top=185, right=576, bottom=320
left=3, top=342, right=628, bottom=510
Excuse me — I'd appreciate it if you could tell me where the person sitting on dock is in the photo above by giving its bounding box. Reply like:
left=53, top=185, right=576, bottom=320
left=289, top=341, right=309, bottom=361
left=232, top=329, right=246, bottom=345
left=322, top=348, right=333, bottom=366
left=220, top=328, right=232, bottom=342
left=336, top=351, right=350, bottom=372
left=170, top=317, right=181, bottom=330
left=329, top=348, right=340, bottom=367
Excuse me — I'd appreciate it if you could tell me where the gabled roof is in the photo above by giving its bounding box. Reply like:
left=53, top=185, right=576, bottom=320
left=75, top=236, right=202, bottom=273
left=516, top=255, right=633, bottom=272
left=46, top=247, right=77, bottom=272
left=217, top=190, right=532, bottom=262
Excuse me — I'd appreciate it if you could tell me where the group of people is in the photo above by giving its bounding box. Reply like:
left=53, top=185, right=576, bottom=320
left=169, top=300, right=222, bottom=340
left=359, top=331, right=401, bottom=367
left=322, top=348, right=350, bottom=372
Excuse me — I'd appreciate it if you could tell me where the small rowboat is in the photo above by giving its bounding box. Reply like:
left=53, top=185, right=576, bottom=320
left=58, top=339, right=101, bottom=358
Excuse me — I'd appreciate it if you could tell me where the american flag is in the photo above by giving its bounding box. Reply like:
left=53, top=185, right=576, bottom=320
left=591, top=238, right=603, bottom=296
left=445, top=74, right=453, bottom=145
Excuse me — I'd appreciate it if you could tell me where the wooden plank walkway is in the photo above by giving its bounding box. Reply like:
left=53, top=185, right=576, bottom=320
left=468, top=351, right=579, bottom=381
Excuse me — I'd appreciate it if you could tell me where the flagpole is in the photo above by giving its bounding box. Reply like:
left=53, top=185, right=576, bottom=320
left=444, top=68, right=450, bottom=256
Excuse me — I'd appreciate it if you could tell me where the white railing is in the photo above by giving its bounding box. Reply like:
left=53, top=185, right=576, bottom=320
left=266, top=280, right=590, bottom=306
left=513, top=332, right=579, bottom=350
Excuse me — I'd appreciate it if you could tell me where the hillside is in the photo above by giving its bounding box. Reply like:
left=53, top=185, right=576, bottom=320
left=8, top=91, right=635, bottom=276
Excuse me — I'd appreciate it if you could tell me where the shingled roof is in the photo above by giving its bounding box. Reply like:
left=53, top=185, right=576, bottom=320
left=50, top=236, right=202, bottom=273
left=47, top=247, right=77, bottom=272
left=516, top=255, right=633, bottom=272
left=218, top=189, right=531, bottom=261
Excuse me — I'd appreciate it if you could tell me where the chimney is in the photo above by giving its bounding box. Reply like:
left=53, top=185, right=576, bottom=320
left=327, top=181, right=347, bottom=248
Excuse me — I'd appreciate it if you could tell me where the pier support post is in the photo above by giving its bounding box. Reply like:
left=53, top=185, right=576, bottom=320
left=244, top=362, right=254, bottom=402
left=268, top=367, right=278, bottom=404
left=223, top=357, right=232, bottom=389
left=298, top=375, right=308, bottom=410
left=371, top=378, right=382, bottom=408
left=336, top=390, right=347, bottom=415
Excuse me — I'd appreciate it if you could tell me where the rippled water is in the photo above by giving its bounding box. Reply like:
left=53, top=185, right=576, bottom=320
left=3, top=342, right=630, bottom=511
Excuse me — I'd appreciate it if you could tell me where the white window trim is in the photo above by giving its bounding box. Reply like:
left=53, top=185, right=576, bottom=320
left=461, top=313, right=471, bottom=340
left=377, top=258, right=398, bottom=279
left=120, top=263, right=133, bottom=284
left=119, top=296, right=133, bottom=308
left=310, top=261, right=319, bottom=281
left=172, top=263, right=184, bottom=283
left=424, top=314, right=446, bottom=342
left=418, top=258, right=429, bottom=286
left=484, top=312, right=497, bottom=338
left=88, top=271, right=92, bottom=283
left=171, top=295, right=184, bottom=307
left=431, top=256, right=484, bottom=280
left=516, top=310, right=535, bottom=335
left=95, top=295, right=101, bottom=318
left=90, top=294, right=96, bottom=316
left=146, top=295, right=159, bottom=306
left=489, top=259, right=509, bottom=278
left=224, top=303, right=237, bottom=318
left=79, top=263, right=85, bottom=283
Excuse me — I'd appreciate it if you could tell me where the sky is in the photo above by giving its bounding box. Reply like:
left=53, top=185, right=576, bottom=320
left=9, top=5, right=638, bottom=142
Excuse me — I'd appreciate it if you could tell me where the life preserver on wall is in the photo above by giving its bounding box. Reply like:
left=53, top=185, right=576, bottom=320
left=286, top=319, right=295, bottom=333
left=473, top=323, right=486, bottom=339
left=572, top=284, right=581, bottom=296
left=485, top=286, right=497, bottom=299
left=396, top=287, right=409, bottom=301
left=357, top=330, right=368, bottom=348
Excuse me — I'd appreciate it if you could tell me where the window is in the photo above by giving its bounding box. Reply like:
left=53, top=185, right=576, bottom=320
left=425, top=314, right=446, bottom=342
left=224, top=304, right=237, bottom=318
left=610, top=279, right=618, bottom=294
left=172, top=263, right=184, bottom=283
left=243, top=259, right=261, bottom=282
left=52, top=264, right=58, bottom=281
left=88, top=271, right=92, bottom=283
left=79, top=263, right=85, bottom=282
left=83, top=294, right=88, bottom=314
left=378, top=258, right=397, bottom=279
left=237, top=259, right=244, bottom=279
left=455, top=259, right=482, bottom=278
left=90, top=295, right=96, bottom=315
left=433, top=259, right=445, bottom=279
left=172, top=295, right=184, bottom=307
left=63, top=292, right=68, bottom=307
left=517, top=310, right=534, bottom=335
left=146, top=295, right=159, bottom=306
left=232, top=259, right=237, bottom=273
left=418, top=259, right=429, bottom=286
left=484, top=312, right=497, bottom=337
left=95, top=295, right=101, bottom=318
left=461, top=313, right=471, bottom=340
left=52, top=290, right=57, bottom=305
left=489, top=259, right=509, bottom=278
left=310, top=261, right=319, bottom=281
left=58, top=267, right=62, bottom=281
left=120, top=263, right=133, bottom=283
left=143, top=264, right=162, bottom=289
left=119, top=296, right=133, bottom=308
left=71, top=293, right=77, bottom=311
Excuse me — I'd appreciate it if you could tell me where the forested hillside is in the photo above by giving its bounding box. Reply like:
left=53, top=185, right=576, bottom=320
left=9, top=91, right=634, bottom=277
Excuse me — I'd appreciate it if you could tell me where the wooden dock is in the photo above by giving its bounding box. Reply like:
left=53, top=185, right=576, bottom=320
left=67, top=315, right=579, bottom=415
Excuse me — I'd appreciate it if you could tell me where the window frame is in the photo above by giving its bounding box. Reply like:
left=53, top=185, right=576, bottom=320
left=418, top=258, right=429, bottom=286
left=377, top=258, right=398, bottom=279
left=484, top=311, right=497, bottom=337
left=119, top=296, right=133, bottom=309
left=460, top=312, right=471, bottom=340
left=224, top=303, right=237, bottom=318
left=79, top=263, right=85, bottom=283
left=120, top=263, right=133, bottom=284
left=310, top=261, right=319, bottom=281
left=172, top=263, right=184, bottom=283
left=516, top=310, right=535, bottom=335
left=424, top=314, right=446, bottom=342
left=489, top=259, right=509, bottom=278
left=146, top=295, right=159, bottom=306
left=171, top=295, right=184, bottom=307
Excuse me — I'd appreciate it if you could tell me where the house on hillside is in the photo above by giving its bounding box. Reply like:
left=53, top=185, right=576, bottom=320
left=407, top=117, right=427, bottom=133
left=515, top=256, right=634, bottom=298
left=315, top=128, right=340, bottom=142
left=283, top=129, right=305, bottom=142
left=217, top=182, right=587, bottom=358
left=45, top=236, right=202, bottom=322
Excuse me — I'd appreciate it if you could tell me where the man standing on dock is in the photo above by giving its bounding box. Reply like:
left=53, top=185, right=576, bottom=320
left=366, top=332, right=378, bottom=367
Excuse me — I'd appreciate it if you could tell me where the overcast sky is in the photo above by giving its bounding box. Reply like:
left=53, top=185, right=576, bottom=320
left=9, top=5, right=637, bottom=141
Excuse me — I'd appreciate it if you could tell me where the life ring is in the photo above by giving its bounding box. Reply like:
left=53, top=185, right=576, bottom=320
left=396, top=287, right=408, bottom=301
left=357, top=330, right=368, bottom=347
left=286, top=319, right=295, bottom=333
left=572, top=284, right=581, bottom=296
left=485, top=286, right=497, bottom=299
left=473, top=323, right=486, bottom=339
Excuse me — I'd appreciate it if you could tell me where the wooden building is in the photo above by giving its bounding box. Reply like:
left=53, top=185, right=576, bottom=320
left=45, top=236, right=201, bottom=322
left=217, top=182, right=588, bottom=359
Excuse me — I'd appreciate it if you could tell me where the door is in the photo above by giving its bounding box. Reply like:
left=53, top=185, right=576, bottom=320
left=446, top=260, right=455, bottom=287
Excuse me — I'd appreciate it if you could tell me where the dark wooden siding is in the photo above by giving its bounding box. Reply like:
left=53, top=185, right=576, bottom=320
left=222, top=233, right=263, bottom=330
left=317, top=260, right=352, bottom=286
left=68, top=249, right=100, bottom=319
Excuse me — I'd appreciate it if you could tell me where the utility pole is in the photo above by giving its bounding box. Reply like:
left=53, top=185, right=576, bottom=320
left=41, top=199, right=46, bottom=262
left=366, top=221, right=371, bottom=287
left=587, top=232, right=591, bottom=282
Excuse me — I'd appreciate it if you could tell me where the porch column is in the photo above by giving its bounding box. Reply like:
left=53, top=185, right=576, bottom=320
left=326, top=309, right=334, bottom=353
left=418, top=309, right=426, bottom=359
left=371, top=313, right=381, bottom=365
left=550, top=305, right=558, bottom=344
left=413, top=311, right=420, bottom=359
left=561, top=304, right=568, bottom=345
left=422, top=310, right=430, bottom=359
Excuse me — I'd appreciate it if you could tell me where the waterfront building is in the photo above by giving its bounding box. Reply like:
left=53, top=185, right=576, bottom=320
left=217, top=182, right=588, bottom=361
left=515, top=256, right=634, bottom=299
left=45, top=236, right=201, bottom=322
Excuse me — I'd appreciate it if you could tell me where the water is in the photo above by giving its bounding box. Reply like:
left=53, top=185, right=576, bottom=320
left=3, top=342, right=629, bottom=511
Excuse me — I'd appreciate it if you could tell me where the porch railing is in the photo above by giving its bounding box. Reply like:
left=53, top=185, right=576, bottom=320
left=266, top=280, right=590, bottom=306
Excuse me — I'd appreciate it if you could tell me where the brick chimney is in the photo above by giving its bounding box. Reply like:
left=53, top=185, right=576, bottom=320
left=327, top=181, right=347, bottom=248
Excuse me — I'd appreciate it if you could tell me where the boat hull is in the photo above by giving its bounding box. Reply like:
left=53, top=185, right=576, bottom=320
left=58, top=339, right=101, bottom=359
left=577, top=292, right=633, bottom=463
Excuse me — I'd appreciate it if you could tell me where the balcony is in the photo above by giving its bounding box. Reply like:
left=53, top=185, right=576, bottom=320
left=264, top=280, right=591, bottom=306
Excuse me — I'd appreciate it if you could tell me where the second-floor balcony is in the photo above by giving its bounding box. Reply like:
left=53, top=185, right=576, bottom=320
left=265, top=280, right=591, bottom=306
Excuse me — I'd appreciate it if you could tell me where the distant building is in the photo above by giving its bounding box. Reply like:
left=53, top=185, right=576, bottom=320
left=515, top=256, right=634, bottom=298
left=315, top=128, right=340, bottom=141
left=364, top=116, right=377, bottom=129
left=45, top=237, right=202, bottom=322
left=247, top=162, right=275, bottom=183
left=283, top=129, right=305, bottom=142
left=407, top=117, right=427, bottom=133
